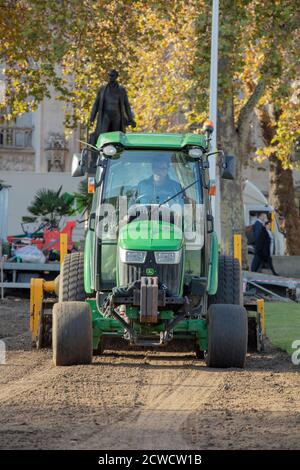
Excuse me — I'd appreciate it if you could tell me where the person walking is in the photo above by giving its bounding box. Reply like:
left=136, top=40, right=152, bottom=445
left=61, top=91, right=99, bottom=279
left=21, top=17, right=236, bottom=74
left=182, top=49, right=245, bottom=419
left=250, top=212, right=268, bottom=272
left=254, top=221, right=279, bottom=275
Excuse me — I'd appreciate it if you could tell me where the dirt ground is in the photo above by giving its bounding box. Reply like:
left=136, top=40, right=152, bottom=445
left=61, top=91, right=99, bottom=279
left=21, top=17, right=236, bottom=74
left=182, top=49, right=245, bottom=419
left=0, top=297, right=299, bottom=450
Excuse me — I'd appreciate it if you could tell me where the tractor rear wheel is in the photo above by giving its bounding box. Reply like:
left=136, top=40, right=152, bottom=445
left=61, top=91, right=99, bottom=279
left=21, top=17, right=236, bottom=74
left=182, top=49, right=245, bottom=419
left=53, top=301, right=92, bottom=366
left=206, top=304, right=247, bottom=368
left=59, top=252, right=85, bottom=302
left=210, top=255, right=242, bottom=305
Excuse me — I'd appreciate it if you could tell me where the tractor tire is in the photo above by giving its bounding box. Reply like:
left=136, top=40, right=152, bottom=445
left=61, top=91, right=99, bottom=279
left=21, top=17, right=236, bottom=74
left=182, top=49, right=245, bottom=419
left=210, top=255, right=242, bottom=305
left=59, top=252, right=85, bottom=302
left=206, top=304, right=247, bottom=368
left=52, top=301, right=92, bottom=366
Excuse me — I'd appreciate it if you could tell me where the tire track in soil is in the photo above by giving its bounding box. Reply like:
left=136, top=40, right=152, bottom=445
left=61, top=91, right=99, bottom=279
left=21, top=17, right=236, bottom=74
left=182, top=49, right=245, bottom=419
left=180, top=349, right=300, bottom=450
left=0, top=350, right=151, bottom=450
left=0, top=353, right=56, bottom=402
left=74, top=354, right=224, bottom=450
left=1, top=299, right=299, bottom=450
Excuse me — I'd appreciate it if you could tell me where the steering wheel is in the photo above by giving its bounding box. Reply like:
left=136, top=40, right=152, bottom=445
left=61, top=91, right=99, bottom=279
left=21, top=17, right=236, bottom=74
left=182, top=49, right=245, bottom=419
left=133, top=193, right=159, bottom=203
left=127, top=203, right=174, bottom=222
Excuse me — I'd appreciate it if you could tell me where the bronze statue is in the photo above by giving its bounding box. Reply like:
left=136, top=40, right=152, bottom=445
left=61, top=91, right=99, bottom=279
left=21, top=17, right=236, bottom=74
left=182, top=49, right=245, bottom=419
left=89, top=69, right=136, bottom=138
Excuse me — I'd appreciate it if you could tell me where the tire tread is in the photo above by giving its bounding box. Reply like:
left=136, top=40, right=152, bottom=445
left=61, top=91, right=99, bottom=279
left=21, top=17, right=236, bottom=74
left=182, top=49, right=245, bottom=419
left=53, top=301, right=92, bottom=366
left=59, top=253, right=85, bottom=302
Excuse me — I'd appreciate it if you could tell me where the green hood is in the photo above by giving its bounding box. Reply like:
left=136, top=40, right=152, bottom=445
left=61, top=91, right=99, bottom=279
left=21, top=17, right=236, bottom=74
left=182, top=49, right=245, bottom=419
left=119, top=220, right=183, bottom=251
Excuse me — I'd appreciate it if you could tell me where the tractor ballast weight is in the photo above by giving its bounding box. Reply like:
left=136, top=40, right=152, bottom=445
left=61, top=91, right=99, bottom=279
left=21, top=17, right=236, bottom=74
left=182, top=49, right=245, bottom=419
left=31, top=130, right=263, bottom=367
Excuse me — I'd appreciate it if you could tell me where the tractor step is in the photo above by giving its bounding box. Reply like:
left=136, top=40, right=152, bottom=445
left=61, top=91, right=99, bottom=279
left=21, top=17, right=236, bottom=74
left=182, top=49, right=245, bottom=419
left=131, top=340, right=164, bottom=347
left=127, top=334, right=171, bottom=347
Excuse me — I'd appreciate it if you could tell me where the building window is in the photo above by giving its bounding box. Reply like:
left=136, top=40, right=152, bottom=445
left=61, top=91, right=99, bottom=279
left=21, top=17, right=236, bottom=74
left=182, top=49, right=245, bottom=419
left=0, top=113, right=33, bottom=149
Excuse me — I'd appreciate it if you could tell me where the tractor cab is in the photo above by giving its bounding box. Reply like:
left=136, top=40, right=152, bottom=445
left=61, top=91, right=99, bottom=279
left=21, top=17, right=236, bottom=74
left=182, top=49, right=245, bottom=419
left=94, top=138, right=206, bottom=296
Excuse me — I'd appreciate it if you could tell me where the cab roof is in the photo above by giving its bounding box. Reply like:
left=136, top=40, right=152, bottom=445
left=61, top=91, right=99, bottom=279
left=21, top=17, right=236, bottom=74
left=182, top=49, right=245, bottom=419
left=97, top=132, right=206, bottom=150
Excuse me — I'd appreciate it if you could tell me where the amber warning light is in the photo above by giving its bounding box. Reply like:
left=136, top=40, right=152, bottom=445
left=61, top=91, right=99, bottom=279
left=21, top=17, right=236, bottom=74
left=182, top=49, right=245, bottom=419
left=208, top=179, right=217, bottom=196
left=88, top=177, right=95, bottom=194
left=203, top=120, right=214, bottom=134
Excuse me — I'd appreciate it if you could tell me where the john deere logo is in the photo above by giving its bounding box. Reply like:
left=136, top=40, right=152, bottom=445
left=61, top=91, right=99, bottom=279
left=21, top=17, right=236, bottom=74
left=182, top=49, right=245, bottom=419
left=146, top=268, right=155, bottom=276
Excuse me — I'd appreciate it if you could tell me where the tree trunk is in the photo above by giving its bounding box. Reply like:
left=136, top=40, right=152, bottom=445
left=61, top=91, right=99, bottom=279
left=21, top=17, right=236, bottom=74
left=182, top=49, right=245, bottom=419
left=269, top=155, right=300, bottom=255
left=257, top=105, right=300, bottom=255
left=218, top=97, right=248, bottom=265
left=217, top=77, right=265, bottom=266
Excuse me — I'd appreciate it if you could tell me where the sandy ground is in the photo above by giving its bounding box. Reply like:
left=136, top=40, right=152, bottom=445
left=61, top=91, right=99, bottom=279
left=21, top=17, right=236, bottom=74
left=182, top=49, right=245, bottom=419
left=0, top=297, right=299, bottom=450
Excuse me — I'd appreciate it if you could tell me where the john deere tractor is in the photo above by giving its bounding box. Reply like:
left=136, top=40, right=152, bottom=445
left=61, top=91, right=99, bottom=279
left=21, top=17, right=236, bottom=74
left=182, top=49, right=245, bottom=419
left=38, top=126, right=249, bottom=367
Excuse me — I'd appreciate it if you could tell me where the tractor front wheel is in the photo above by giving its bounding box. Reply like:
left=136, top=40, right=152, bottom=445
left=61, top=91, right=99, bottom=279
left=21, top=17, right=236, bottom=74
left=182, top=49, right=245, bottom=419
left=206, top=304, right=247, bottom=368
left=53, top=301, right=92, bottom=366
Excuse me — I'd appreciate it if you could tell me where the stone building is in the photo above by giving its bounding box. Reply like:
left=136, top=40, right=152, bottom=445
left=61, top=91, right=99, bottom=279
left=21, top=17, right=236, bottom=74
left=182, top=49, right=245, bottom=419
left=0, top=91, right=80, bottom=173
left=0, top=91, right=84, bottom=239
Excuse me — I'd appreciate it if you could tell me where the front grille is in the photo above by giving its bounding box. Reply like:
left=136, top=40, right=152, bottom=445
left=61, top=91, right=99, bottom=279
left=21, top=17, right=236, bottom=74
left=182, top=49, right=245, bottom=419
left=119, top=263, right=142, bottom=286
left=118, top=253, right=182, bottom=295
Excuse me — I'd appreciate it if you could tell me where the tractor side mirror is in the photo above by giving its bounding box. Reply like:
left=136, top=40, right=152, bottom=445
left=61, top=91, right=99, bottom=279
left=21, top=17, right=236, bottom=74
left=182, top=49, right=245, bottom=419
left=207, top=214, right=214, bottom=233
left=89, top=212, right=96, bottom=232
left=71, top=151, right=86, bottom=177
left=221, top=155, right=236, bottom=180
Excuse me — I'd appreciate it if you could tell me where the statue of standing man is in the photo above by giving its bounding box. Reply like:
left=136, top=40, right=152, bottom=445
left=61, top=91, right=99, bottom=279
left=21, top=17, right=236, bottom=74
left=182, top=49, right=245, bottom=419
left=89, top=69, right=136, bottom=140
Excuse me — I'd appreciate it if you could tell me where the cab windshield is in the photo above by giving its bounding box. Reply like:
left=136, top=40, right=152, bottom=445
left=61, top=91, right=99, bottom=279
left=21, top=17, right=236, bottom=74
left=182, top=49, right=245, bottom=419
left=100, top=150, right=203, bottom=209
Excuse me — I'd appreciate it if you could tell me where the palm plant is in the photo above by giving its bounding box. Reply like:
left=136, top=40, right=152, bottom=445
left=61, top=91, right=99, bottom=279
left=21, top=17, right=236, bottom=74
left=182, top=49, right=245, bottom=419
left=24, top=186, right=75, bottom=229
left=73, top=180, right=93, bottom=216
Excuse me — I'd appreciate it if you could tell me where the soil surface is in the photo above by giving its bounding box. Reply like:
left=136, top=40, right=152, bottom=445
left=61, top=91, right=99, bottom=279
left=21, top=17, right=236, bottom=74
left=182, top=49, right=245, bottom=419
left=0, top=298, right=299, bottom=450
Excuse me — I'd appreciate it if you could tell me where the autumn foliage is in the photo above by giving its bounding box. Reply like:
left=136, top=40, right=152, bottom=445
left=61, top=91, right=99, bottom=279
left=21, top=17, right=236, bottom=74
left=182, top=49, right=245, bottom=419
left=1, top=0, right=299, bottom=252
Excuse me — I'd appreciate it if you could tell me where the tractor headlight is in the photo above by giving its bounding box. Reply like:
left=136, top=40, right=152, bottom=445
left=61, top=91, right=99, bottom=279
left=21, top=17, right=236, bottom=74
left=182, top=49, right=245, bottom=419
left=188, top=147, right=203, bottom=159
left=154, top=250, right=182, bottom=264
left=103, top=144, right=117, bottom=157
left=119, top=248, right=147, bottom=264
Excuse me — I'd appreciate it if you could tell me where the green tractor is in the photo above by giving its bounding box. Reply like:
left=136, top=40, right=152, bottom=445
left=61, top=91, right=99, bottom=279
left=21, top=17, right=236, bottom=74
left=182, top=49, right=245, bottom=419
left=53, top=127, right=248, bottom=367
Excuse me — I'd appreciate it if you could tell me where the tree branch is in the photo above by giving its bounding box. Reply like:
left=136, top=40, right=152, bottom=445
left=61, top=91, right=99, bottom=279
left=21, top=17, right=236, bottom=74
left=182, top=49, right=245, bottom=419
left=237, top=79, right=266, bottom=141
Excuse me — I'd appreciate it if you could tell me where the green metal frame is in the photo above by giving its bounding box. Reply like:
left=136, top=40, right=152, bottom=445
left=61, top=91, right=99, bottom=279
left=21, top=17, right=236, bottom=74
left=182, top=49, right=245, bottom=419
left=87, top=299, right=208, bottom=352
left=207, top=232, right=219, bottom=295
left=84, top=230, right=93, bottom=294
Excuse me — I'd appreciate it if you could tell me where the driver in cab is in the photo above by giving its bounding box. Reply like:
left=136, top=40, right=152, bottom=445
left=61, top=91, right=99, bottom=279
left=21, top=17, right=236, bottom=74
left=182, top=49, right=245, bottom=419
left=136, top=159, right=183, bottom=205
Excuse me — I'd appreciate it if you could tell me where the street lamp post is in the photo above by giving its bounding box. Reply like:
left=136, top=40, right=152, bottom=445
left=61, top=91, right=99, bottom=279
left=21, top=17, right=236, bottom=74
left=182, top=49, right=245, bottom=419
left=208, top=0, right=221, bottom=238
